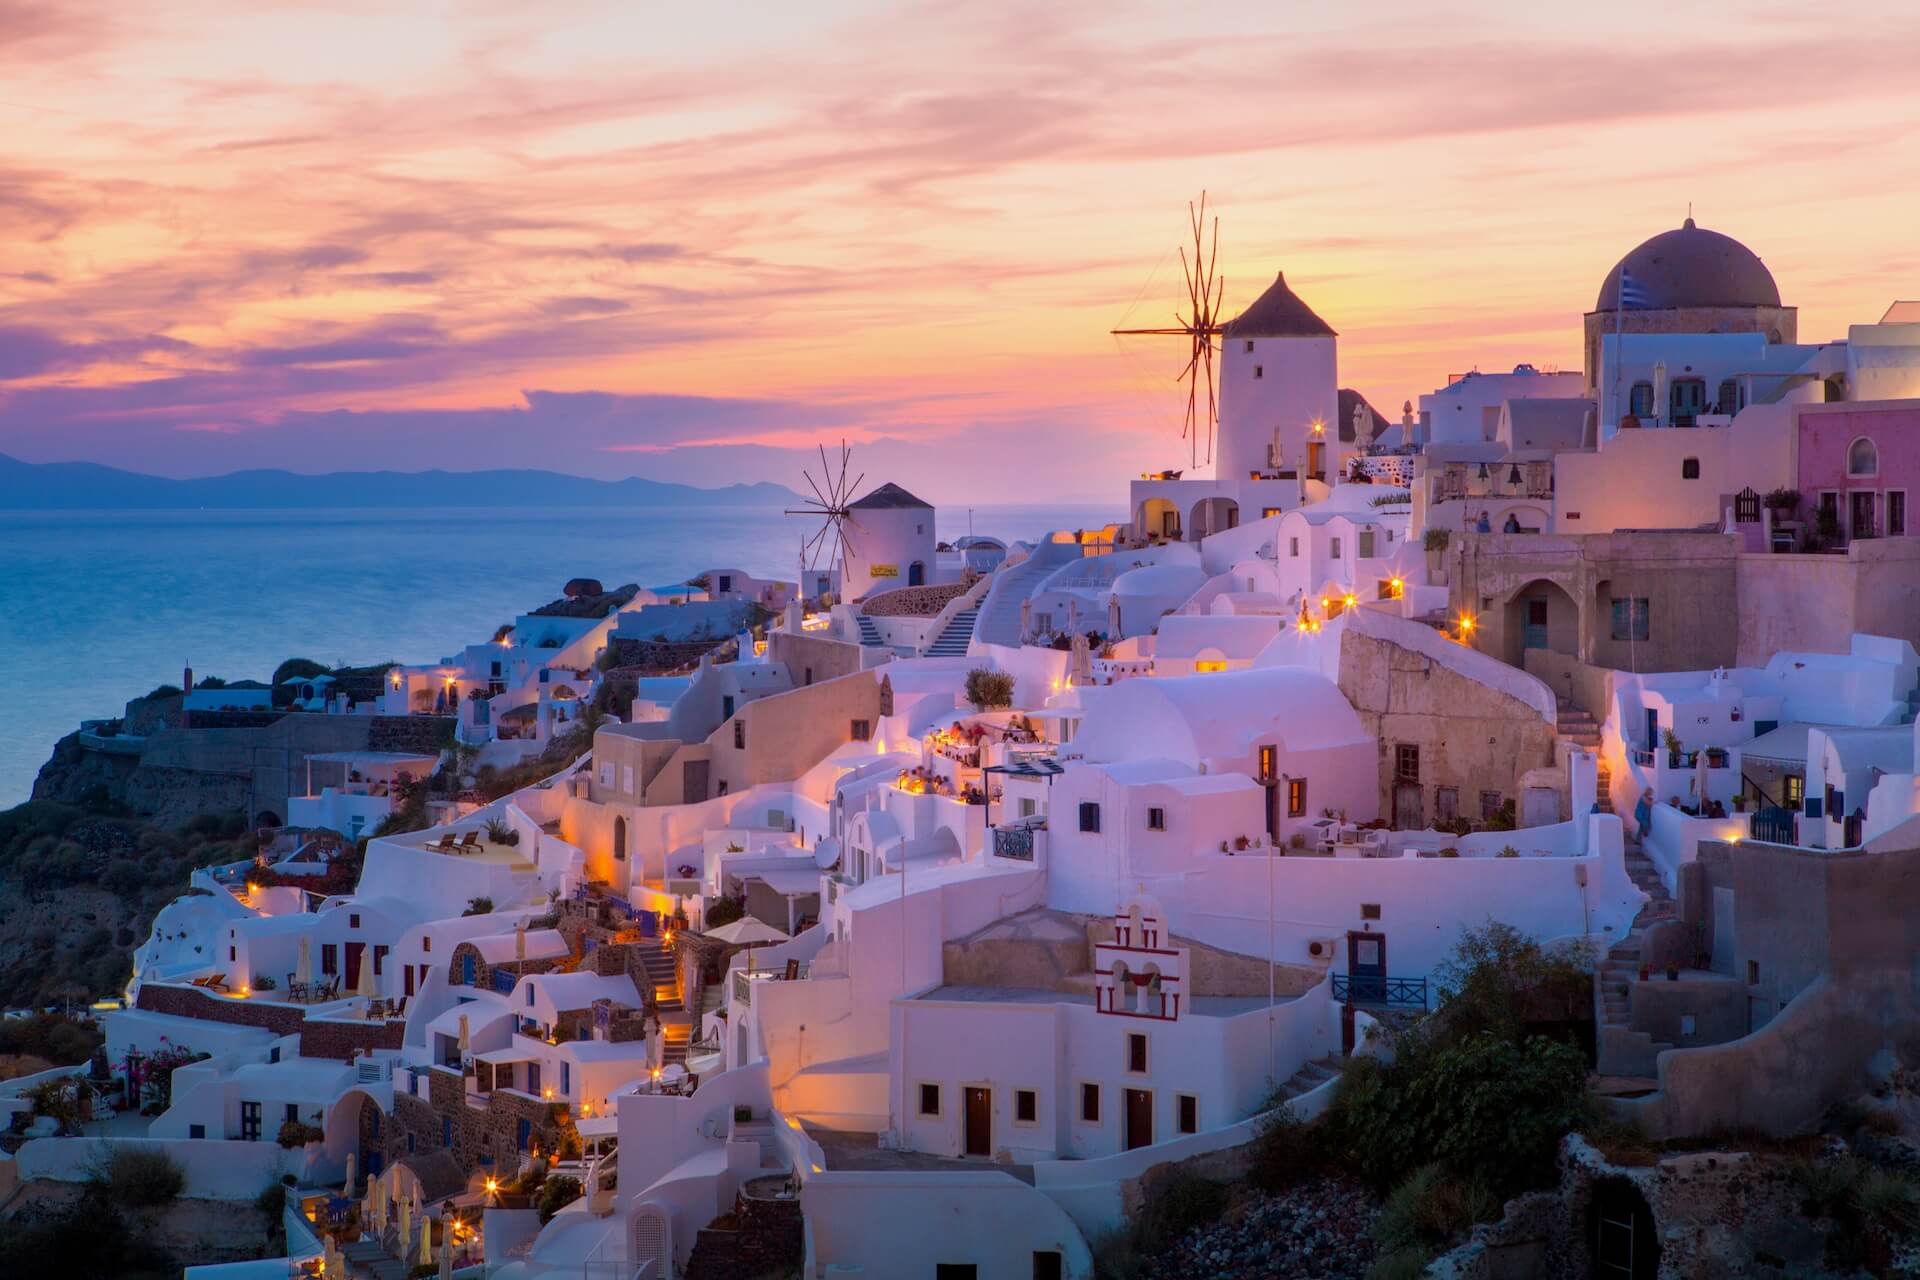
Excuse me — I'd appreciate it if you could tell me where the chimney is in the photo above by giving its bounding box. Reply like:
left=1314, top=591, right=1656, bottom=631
left=183, top=665, right=194, bottom=695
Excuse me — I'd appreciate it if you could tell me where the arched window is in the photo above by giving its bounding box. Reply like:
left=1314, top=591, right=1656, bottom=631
left=1681, top=458, right=1700, bottom=480
left=1716, top=379, right=1742, bottom=415
left=1628, top=382, right=1654, bottom=417
left=1849, top=437, right=1879, bottom=477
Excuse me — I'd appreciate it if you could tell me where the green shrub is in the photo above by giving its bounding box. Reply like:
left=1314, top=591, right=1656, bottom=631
left=1247, top=1107, right=1329, bottom=1191
left=98, top=1147, right=186, bottom=1208
left=963, top=668, right=1015, bottom=709
left=464, top=896, right=495, bottom=917
left=705, top=896, right=746, bottom=928
left=1133, top=1172, right=1228, bottom=1256
left=255, top=1181, right=288, bottom=1219
left=535, top=1174, right=583, bottom=1223
left=1855, top=1168, right=1920, bottom=1233
left=277, top=1119, right=324, bottom=1148
left=1423, top=529, right=1451, bottom=552
left=1375, top=1163, right=1498, bottom=1252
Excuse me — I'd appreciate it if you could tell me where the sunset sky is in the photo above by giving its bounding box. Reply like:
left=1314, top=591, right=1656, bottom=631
left=5, top=1, right=1920, bottom=502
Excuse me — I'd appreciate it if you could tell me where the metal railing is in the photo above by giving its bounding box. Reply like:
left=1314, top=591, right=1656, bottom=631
left=1332, top=974, right=1429, bottom=1008
left=992, top=826, right=1035, bottom=860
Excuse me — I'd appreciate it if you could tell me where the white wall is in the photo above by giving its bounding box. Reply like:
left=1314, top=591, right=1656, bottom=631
left=804, top=1170, right=1093, bottom=1280
left=8, top=1136, right=297, bottom=1199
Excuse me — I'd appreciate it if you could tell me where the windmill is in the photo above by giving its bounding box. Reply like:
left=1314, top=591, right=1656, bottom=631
left=785, top=439, right=866, bottom=597
left=1112, top=192, right=1226, bottom=468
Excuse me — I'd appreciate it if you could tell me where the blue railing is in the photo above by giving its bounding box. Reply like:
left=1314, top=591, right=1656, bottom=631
left=1332, top=974, right=1429, bottom=1008
left=1752, top=805, right=1796, bottom=845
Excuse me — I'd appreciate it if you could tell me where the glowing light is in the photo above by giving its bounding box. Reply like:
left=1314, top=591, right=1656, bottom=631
left=1310, top=419, right=1325, bottom=435
left=1388, top=577, right=1404, bottom=598
left=873, top=735, right=887, bottom=755
left=237, top=985, right=251, bottom=998
left=484, top=1178, right=499, bottom=1195
left=543, top=1087, right=554, bottom=1098
left=1342, top=593, right=1356, bottom=608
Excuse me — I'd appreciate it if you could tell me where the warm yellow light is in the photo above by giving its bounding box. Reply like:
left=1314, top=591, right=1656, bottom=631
left=1310, top=419, right=1325, bottom=434
left=484, top=1178, right=499, bottom=1194
left=543, top=1087, right=554, bottom=1098
left=650, top=1066, right=662, bottom=1079
left=1343, top=593, right=1356, bottom=608
left=1458, top=613, right=1476, bottom=633
left=238, top=986, right=250, bottom=997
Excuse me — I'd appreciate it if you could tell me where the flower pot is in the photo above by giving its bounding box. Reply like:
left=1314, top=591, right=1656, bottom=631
left=1665, top=966, right=1680, bottom=982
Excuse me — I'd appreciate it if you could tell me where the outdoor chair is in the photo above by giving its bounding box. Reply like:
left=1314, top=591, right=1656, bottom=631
left=460, top=832, right=482, bottom=852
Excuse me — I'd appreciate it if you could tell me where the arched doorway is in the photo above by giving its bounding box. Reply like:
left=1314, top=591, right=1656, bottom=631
left=1138, top=498, right=1181, bottom=541
left=1502, top=578, right=1579, bottom=667
left=613, top=816, right=626, bottom=862
left=1189, top=497, right=1240, bottom=541
left=1587, top=1177, right=1659, bottom=1279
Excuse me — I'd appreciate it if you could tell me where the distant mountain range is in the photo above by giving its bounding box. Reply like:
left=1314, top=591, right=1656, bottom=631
left=0, top=453, right=802, bottom=509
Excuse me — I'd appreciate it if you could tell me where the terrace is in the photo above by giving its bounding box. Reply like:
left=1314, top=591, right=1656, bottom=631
left=395, top=826, right=538, bottom=871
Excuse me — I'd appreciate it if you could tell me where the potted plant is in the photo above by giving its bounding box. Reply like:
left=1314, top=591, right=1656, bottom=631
left=1233, top=835, right=1250, bottom=851
left=1663, top=729, right=1685, bottom=768
left=1704, top=746, right=1729, bottom=768
left=1665, top=960, right=1680, bottom=981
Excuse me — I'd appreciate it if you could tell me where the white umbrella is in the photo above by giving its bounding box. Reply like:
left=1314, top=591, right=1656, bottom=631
left=396, top=1196, right=411, bottom=1259
left=706, top=918, right=789, bottom=947
left=297, top=936, right=313, bottom=987
left=515, top=920, right=527, bottom=962
left=418, top=1212, right=434, bottom=1267
left=440, top=1229, right=455, bottom=1280
left=344, top=1152, right=356, bottom=1197
left=354, top=953, right=376, bottom=1000
left=457, top=1014, right=470, bottom=1054
left=708, top=916, right=789, bottom=975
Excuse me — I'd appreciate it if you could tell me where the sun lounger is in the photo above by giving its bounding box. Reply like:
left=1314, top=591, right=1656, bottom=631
left=459, top=832, right=482, bottom=852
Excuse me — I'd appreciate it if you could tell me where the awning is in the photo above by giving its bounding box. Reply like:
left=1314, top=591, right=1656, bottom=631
left=745, top=870, right=822, bottom=897
left=1739, top=723, right=1814, bottom=767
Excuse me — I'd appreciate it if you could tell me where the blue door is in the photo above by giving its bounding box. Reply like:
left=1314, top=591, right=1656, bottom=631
left=461, top=953, right=476, bottom=986
left=526, top=1063, right=541, bottom=1098
left=1522, top=594, right=1549, bottom=651
left=1645, top=709, right=1659, bottom=754
left=1348, top=931, right=1386, bottom=1003
left=516, top=1118, right=531, bottom=1151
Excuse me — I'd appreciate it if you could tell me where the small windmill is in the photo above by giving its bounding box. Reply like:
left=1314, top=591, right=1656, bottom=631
left=1112, top=192, right=1226, bottom=467
left=785, top=439, right=866, bottom=596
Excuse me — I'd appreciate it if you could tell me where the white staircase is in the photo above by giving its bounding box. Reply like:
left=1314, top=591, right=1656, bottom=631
left=972, top=540, right=1085, bottom=647
left=924, top=607, right=979, bottom=657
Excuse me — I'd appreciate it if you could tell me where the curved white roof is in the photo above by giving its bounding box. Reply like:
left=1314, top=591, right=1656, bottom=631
left=1072, top=667, right=1366, bottom=766
left=468, top=928, right=568, bottom=963
left=522, top=971, right=641, bottom=1012
left=1111, top=562, right=1208, bottom=600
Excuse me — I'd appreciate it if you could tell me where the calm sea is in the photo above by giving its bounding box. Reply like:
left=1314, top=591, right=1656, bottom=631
left=0, top=502, right=1121, bottom=809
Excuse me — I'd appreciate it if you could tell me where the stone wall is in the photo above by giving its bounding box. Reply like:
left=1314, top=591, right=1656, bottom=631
left=1337, top=628, right=1559, bottom=830
left=374, top=1066, right=577, bottom=1178
left=860, top=583, right=968, bottom=617
left=445, top=944, right=563, bottom=997
left=766, top=630, right=867, bottom=686
left=368, top=715, right=455, bottom=754
left=133, top=983, right=404, bottom=1060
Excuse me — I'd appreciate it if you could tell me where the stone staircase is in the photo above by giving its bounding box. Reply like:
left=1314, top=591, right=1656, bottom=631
left=1555, top=696, right=1610, bottom=807
left=634, top=933, right=694, bottom=1066
left=854, top=614, right=883, bottom=646
left=1595, top=835, right=1679, bottom=1077
left=1276, top=1055, right=1342, bottom=1103
left=923, top=606, right=979, bottom=657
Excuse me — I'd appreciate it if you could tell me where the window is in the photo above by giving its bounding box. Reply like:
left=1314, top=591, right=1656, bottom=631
left=240, top=1101, right=261, bottom=1142
left=1358, top=529, right=1375, bottom=558
left=722, top=695, right=735, bottom=718
left=622, top=765, right=634, bottom=792
left=1890, top=491, right=1907, bottom=537
left=1019, top=797, right=1037, bottom=819
left=407, top=1132, right=416, bottom=1154
left=526, top=985, right=535, bottom=1007
left=1827, top=784, right=1844, bottom=817
left=285, top=1102, right=299, bottom=1124
left=936, top=1267, right=978, bottom=1280
left=1078, top=802, right=1101, bottom=833
left=919, top=1083, right=941, bottom=1117
left=1609, top=597, right=1650, bottom=642
left=1748, top=960, right=1760, bottom=985
left=850, top=719, right=871, bottom=742
left=717, top=780, right=729, bottom=796
left=1435, top=786, right=1459, bottom=823
left=321, top=944, right=338, bottom=975
left=1628, top=381, right=1654, bottom=417
left=1786, top=774, right=1805, bottom=806
left=1849, top=437, right=1879, bottom=477
left=718, top=575, right=732, bottom=592
left=804, top=666, right=814, bottom=686
left=733, top=719, right=745, bottom=750
left=1289, top=537, right=1299, bottom=557
left=1287, top=777, right=1308, bottom=818
left=1127, top=1033, right=1148, bottom=1073
left=562, top=1062, right=571, bottom=1095
left=1263, top=508, right=1283, bottom=519
left=1330, top=536, right=1342, bottom=559
left=422, top=936, right=431, bottom=954
left=1681, top=457, right=1700, bottom=480
left=1480, top=790, right=1504, bottom=821
left=1258, top=745, right=1277, bottom=781
left=373, top=945, right=387, bottom=976
left=1080, top=1082, right=1101, bottom=1124
left=1253, top=365, right=1263, bottom=379
left=1178, top=1094, right=1199, bottom=1134
left=1146, top=807, right=1166, bottom=832
left=442, top=1116, right=453, bottom=1148
left=1360, top=902, right=1382, bottom=921
left=189, top=1124, right=206, bottom=1139
left=269, top=1046, right=280, bottom=1064
left=598, top=763, right=613, bottom=786
left=349, top=913, right=360, bottom=929
left=1244, top=340, right=1254, bottom=353
left=229, top=945, right=236, bottom=962
left=1716, top=378, right=1744, bottom=415
left=1016, top=1089, right=1038, bottom=1124
left=1395, top=744, right=1420, bottom=782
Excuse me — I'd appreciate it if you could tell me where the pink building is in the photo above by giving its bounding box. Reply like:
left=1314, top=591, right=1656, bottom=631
left=1797, top=401, right=1920, bottom=544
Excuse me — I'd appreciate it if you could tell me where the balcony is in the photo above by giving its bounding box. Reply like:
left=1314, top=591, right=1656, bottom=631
left=1332, top=974, right=1429, bottom=1008
left=992, top=825, right=1037, bottom=861
left=732, top=962, right=811, bottom=1008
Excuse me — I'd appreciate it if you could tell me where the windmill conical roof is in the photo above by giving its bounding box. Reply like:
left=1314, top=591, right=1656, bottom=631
left=1222, top=272, right=1337, bottom=339
left=850, top=482, right=932, bottom=510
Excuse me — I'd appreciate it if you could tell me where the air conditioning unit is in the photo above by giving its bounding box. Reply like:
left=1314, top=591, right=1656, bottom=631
left=1305, top=936, right=1340, bottom=961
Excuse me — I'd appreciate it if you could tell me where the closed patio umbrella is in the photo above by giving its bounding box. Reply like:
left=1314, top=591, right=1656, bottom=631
left=418, top=1212, right=434, bottom=1267
left=457, top=1013, right=470, bottom=1055
left=344, top=1152, right=355, bottom=1197
left=297, top=936, right=313, bottom=988
left=440, top=1230, right=454, bottom=1280
left=515, top=921, right=527, bottom=962
left=355, top=952, right=376, bottom=1000
left=396, top=1196, right=411, bottom=1259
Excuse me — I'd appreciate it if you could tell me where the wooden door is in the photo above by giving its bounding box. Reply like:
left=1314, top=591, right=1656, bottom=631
left=1392, top=781, right=1422, bottom=830
left=1124, top=1089, right=1153, bottom=1151
left=344, top=942, right=365, bottom=992
left=963, top=1086, right=991, bottom=1157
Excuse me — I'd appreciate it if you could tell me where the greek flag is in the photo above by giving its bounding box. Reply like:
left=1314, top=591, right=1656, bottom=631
left=1617, top=267, right=1651, bottom=310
